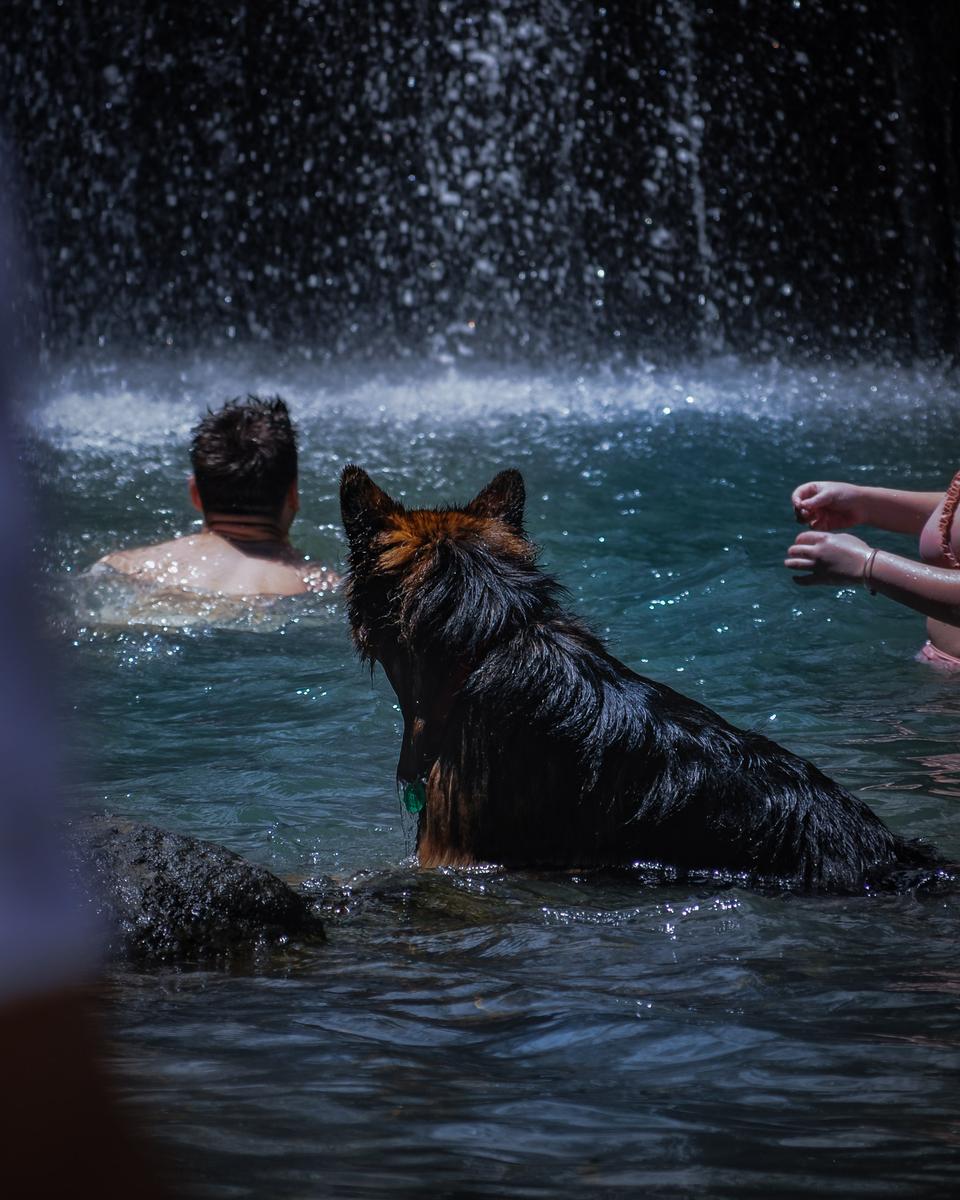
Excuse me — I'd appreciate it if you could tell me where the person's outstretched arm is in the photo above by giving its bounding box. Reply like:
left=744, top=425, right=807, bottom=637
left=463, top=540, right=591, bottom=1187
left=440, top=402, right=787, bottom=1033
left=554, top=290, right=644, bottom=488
left=792, top=481, right=944, bottom=535
left=785, top=530, right=960, bottom=627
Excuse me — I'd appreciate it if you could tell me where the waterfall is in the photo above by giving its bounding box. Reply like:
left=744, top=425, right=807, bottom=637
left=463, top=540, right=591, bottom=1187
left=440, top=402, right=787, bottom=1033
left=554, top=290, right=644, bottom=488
left=0, top=0, right=957, bottom=363
left=668, top=0, right=721, bottom=354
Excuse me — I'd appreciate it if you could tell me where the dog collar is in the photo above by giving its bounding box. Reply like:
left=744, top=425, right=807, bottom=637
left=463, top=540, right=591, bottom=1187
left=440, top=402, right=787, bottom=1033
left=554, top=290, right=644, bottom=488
left=402, top=778, right=427, bottom=814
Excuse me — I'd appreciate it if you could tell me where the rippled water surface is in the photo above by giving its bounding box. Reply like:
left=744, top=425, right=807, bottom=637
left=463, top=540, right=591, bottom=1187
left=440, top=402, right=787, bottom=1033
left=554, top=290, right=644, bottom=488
left=27, top=356, right=960, bottom=1197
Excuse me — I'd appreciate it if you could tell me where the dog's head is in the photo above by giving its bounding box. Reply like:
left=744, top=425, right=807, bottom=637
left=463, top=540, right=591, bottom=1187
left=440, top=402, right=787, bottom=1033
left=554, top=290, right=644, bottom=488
left=339, top=466, right=540, bottom=786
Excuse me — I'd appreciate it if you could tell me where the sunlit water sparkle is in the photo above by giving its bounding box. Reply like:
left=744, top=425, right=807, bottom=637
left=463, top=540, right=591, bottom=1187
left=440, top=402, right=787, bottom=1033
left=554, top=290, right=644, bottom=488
left=26, top=354, right=960, bottom=1199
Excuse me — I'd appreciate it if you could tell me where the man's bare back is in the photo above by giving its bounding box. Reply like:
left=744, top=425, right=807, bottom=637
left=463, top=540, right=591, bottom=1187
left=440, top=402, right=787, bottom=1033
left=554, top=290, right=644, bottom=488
left=97, top=532, right=337, bottom=597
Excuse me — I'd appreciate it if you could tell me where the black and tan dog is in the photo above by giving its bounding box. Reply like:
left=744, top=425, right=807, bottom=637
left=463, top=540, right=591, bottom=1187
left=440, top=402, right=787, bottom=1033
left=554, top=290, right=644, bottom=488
left=340, top=465, right=936, bottom=890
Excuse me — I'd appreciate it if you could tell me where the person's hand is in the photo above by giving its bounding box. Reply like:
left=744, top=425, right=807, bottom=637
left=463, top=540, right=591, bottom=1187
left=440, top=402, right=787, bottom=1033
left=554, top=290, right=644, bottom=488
left=784, top=530, right=872, bottom=586
left=791, top=481, right=867, bottom=530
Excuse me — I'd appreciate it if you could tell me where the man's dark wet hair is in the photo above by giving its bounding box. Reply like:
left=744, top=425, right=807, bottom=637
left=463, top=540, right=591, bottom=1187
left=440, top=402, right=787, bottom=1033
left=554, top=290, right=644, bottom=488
left=190, top=395, right=298, bottom=516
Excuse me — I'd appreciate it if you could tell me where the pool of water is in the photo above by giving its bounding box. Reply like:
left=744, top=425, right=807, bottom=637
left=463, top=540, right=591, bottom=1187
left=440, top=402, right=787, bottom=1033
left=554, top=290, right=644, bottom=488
left=26, top=354, right=960, bottom=1197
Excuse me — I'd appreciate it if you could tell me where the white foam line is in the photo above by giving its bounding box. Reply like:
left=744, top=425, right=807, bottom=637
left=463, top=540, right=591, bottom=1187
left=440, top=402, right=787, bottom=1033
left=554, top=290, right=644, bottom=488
left=24, top=355, right=957, bottom=453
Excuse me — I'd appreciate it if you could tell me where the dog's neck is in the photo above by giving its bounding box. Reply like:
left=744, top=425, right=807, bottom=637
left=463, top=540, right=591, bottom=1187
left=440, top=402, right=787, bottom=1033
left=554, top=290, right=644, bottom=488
left=400, top=656, right=474, bottom=793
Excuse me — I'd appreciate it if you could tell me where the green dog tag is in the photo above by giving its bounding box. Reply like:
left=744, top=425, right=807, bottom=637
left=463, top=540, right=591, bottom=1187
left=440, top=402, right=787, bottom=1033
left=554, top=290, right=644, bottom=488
left=402, top=780, right=427, bottom=814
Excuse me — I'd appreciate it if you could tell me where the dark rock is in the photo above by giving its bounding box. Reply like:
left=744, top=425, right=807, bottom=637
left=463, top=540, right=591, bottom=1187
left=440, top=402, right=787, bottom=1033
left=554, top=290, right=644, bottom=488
left=68, top=815, right=324, bottom=962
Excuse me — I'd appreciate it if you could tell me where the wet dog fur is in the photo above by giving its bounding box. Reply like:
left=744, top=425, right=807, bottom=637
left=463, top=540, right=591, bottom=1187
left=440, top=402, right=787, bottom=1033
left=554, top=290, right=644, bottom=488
left=340, top=465, right=936, bottom=890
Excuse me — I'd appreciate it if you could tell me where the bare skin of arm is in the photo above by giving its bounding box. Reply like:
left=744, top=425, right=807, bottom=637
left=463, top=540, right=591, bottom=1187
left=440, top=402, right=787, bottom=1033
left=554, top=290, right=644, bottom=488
left=785, top=530, right=960, bottom=628
left=791, top=481, right=944, bottom=535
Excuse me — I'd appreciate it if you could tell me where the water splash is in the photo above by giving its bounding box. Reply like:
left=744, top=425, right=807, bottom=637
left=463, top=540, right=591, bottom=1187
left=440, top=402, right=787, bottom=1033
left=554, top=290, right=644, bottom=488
left=3, top=1, right=957, bottom=361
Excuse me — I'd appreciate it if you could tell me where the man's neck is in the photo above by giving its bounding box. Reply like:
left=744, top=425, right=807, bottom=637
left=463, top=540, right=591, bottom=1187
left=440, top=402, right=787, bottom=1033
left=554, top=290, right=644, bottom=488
left=203, top=512, right=292, bottom=557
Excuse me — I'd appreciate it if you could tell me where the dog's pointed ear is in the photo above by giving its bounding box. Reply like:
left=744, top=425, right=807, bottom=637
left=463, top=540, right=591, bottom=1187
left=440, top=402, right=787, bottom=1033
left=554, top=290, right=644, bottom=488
left=465, top=469, right=526, bottom=536
left=340, top=465, right=400, bottom=548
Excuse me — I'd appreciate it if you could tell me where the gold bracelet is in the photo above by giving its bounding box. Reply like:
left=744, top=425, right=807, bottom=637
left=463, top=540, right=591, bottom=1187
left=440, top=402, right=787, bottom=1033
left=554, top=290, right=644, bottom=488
left=862, top=548, right=879, bottom=595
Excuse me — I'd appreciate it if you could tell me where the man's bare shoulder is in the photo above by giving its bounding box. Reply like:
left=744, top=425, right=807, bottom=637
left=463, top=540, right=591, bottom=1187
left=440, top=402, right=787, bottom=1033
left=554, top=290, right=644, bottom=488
left=94, top=535, right=206, bottom=578
left=94, top=535, right=340, bottom=597
left=299, top=563, right=340, bottom=595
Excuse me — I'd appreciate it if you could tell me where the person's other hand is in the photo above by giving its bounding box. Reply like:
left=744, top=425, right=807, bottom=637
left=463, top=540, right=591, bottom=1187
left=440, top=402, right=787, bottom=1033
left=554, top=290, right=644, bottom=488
left=784, top=530, right=872, bottom=586
left=791, top=481, right=867, bottom=530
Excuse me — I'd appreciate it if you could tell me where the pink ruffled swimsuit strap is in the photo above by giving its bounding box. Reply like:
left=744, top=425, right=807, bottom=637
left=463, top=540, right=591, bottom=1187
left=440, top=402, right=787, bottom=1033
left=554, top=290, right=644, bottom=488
left=938, top=468, right=960, bottom=568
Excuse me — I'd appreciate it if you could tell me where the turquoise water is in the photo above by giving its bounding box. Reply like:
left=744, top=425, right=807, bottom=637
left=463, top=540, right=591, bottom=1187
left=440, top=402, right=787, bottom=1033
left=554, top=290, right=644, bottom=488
left=28, top=356, right=960, bottom=1197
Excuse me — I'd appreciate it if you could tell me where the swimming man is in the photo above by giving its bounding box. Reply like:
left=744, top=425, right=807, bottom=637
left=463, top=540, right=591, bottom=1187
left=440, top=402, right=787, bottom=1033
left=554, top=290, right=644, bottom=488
left=97, top=395, right=337, bottom=596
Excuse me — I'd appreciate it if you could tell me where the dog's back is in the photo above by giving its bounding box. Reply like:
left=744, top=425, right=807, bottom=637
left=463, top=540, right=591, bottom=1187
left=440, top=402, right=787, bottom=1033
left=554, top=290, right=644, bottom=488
left=341, top=465, right=938, bottom=890
left=418, top=611, right=926, bottom=888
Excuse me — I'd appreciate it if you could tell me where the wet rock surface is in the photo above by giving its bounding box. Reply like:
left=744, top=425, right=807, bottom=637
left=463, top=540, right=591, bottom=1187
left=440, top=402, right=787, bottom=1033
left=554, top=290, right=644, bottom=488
left=68, top=814, right=324, bottom=962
